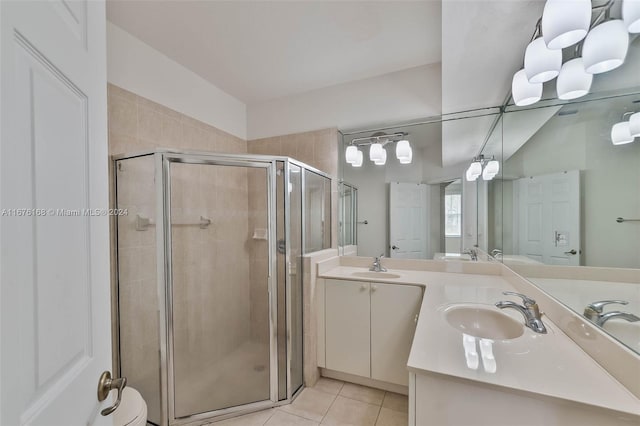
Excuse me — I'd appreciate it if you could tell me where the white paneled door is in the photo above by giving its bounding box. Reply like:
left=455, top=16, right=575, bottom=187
left=1, top=1, right=112, bottom=425
left=517, top=170, right=580, bottom=266
left=389, top=183, right=429, bottom=259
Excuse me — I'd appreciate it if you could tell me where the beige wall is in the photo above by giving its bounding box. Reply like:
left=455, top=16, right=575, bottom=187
left=108, top=83, right=246, bottom=155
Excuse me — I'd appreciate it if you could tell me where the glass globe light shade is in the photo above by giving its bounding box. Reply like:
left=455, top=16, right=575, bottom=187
left=623, top=0, right=640, bottom=33
left=583, top=20, right=629, bottom=74
left=611, top=122, right=634, bottom=145
left=524, top=38, right=562, bottom=83
left=512, top=69, right=542, bottom=106
left=556, top=58, right=593, bottom=100
left=542, top=0, right=592, bottom=49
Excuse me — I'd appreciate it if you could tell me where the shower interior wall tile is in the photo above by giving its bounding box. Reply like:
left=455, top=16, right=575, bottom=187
left=248, top=128, right=340, bottom=248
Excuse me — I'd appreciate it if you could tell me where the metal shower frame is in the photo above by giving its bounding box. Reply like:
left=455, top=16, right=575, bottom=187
left=112, top=149, right=331, bottom=426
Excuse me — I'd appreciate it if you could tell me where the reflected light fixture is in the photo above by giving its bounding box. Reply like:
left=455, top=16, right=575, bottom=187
left=485, top=159, right=500, bottom=176
left=396, top=140, right=412, bottom=161
left=542, top=0, right=592, bottom=49
left=374, top=148, right=387, bottom=165
left=347, top=132, right=410, bottom=167
left=352, top=150, right=364, bottom=167
left=623, top=0, right=640, bottom=32
left=629, top=112, right=640, bottom=137
left=556, top=58, right=593, bottom=100
left=512, top=69, right=542, bottom=106
left=466, top=156, right=500, bottom=181
left=611, top=121, right=634, bottom=145
left=465, top=160, right=482, bottom=182
left=369, top=143, right=384, bottom=162
left=345, top=145, right=359, bottom=164
left=399, top=150, right=413, bottom=165
left=582, top=20, right=629, bottom=74
left=524, top=38, right=562, bottom=83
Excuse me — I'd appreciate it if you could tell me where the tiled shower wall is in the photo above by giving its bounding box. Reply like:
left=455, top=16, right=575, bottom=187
left=248, top=129, right=339, bottom=249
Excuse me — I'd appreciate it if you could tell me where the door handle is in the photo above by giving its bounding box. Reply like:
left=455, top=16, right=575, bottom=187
left=564, top=249, right=577, bottom=255
left=97, top=371, right=127, bottom=416
left=392, top=245, right=400, bottom=251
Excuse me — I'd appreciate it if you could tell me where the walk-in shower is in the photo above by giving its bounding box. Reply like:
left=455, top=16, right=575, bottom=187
left=113, top=150, right=331, bottom=426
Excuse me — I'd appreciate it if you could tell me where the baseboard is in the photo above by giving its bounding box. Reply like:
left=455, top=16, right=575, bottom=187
left=320, top=368, right=409, bottom=396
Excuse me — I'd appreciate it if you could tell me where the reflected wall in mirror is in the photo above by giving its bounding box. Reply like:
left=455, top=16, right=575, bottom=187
left=339, top=112, right=501, bottom=260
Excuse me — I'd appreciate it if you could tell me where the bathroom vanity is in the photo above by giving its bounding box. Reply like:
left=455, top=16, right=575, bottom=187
left=314, top=256, right=640, bottom=426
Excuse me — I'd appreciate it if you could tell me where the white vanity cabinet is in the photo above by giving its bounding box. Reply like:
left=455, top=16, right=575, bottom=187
left=324, top=279, right=423, bottom=386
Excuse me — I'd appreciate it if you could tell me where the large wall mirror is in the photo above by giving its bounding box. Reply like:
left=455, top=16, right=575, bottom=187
left=339, top=39, right=640, bottom=355
left=339, top=110, right=501, bottom=260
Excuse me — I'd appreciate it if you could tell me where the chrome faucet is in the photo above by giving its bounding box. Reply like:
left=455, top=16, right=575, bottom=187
left=462, top=248, right=478, bottom=261
left=495, top=291, right=547, bottom=334
left=370, top=254, right=387, bottom=272
left=584, top=300, right=640, bottom=326
left=597, top=311, right=640, bottom=327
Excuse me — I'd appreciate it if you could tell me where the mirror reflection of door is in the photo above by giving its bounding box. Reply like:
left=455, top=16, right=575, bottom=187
left=389, top=183, right=429, bottom=259
left=515, top=170, right=581, bottom=266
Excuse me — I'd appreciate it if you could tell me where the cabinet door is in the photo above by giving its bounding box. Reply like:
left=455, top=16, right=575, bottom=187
left=371, top=283, right=422, bottom=385
left=325, top=279, right=371, bottom=377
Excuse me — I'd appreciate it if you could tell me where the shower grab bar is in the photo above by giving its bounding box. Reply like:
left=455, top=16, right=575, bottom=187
left=616, top=217, right=640, bottom=223
left=136, top=214, right=211, bottom=231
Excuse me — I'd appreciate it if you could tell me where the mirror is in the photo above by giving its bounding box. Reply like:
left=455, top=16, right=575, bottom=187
left=339, top=111, right=501, bottom=259
left=482, top=90, right=640, bottom=354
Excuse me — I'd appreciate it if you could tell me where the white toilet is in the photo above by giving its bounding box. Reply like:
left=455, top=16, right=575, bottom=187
left=113, top=387, right=147, bottom=426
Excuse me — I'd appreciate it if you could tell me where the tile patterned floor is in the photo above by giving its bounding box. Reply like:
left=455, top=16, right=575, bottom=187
left=208, top=378, right=408, bottom=426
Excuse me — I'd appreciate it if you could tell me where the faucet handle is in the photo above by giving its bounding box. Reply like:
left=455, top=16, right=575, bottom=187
left=586, top=300, right=628, bottom=313
left=502, top=291, right=537, bottom=307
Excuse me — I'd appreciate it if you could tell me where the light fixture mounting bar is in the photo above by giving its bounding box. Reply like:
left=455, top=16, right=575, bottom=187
left=350, top=132, right=408, bottom=147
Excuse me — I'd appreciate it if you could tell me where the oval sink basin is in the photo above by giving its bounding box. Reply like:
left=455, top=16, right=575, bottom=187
left=352, top=271, right=402, bottom=279
left=444, top=305, right=524, bottom=340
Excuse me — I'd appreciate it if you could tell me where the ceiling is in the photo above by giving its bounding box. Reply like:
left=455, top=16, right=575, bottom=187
left=106, top=0, right=442, bottom=104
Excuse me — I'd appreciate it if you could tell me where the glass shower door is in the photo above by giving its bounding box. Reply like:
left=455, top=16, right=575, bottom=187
left=167, top=158, right=274, bottom=420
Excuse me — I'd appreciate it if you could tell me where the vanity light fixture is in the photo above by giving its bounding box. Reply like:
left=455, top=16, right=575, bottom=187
left=374, top=148, right=387, bottom=166
left=542, top=0, right=592, bottom=50
left=466, top=156, right=500, bottom=182
left=611, top=111, right=638, bottom=145
left=352, top=150, right=364, bottom=167
left=512, top=69, right=543, bottom=106
left=611, top=121, right=634, bottom=145
left=396, top=140, right=412, bottom=161
left=556, top=58, right=593, bottom=100
left=623, top=0, right=640, bottom=32
left=513, top=0, right=635, bottom=107
left=345, top=145, right=359, bottom=164
left=465, top=160, right=483, bottom=182
left=346, top=132, right=411, bottom=167
left=399, top=149, right=413, bottom=165
left=525, top=37, right=562, bottom=83
left=582, top=19, right=629, bottom=74
left=369, top=143, right=385, bottom=163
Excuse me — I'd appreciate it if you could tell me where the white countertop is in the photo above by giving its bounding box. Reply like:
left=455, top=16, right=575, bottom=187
left=318, top=266, right=640, bottom=416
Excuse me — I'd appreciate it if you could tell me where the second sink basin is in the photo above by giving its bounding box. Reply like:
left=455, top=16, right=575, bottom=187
left=444, top=304, right=525, bottom=340
left=352, top=271, right=402, bottom=279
